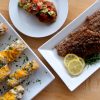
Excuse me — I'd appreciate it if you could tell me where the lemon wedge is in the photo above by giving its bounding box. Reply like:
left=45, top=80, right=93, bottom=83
left=67, top=59, right=84, bottom=76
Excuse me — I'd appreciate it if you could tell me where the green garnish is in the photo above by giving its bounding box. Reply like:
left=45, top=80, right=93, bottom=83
left=48, top=11, right=55, bottom=16
left=8, top=47, right=13, bottom=50
left=25, top=56, right=29, bottom=61
left=29, top=62, right=33, bottom=67
left=15, top=38, right=18, bottom=41
left=23, top=3, right=31, bottom=10
left=23, top=56, right=29, bottom=64
left=36, top=79, right=41, bottom=84
left=18, top=2, right=24, bottom=8
left=0, top=62, right=5, bottom=67
left=8, top=35, right=12, bottom=40
left=14, top=87, right=17, bottom=90
left=23, top=5, right=28, bottom=10
left=23, top=58, right=26, bottom=64
left=85, top=53, right=100, bottom=65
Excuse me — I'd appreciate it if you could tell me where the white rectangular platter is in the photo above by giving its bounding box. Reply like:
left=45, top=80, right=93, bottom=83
left=0, top=13, right=55, bottom=100
left=39, top=1, right=100, bottom=91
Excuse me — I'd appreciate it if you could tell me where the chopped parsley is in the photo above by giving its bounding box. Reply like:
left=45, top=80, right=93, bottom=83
left=26, top=81, right=30, bottom=86
left=16, top=65, right=19, bottom=67
left=8, top=47, right=13, bottom=50
left=25, top=56, right=29, bottom=61
left=85, top=53, right=100, bottom=65
left=23, top=59, right=26, bottom=64
left=36, top=79, right=41, bottom=84
left=15, top=38, right=18, bottom=41
left=42, top=71, right=48, bottom=74
left=23, top=55, right=29, bottom=64
left=8, top=35, right=12, bottom=40
left=0, top=62, right=5, bottom=67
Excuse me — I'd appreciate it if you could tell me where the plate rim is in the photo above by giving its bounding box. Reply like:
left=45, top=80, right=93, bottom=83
left=0, top=13, right=55, bottom=99
left=9, top=0, right=69, bottom=38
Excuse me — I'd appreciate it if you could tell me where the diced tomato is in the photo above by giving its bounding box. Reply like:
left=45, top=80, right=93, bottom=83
left=47, top=6, right=53, bottom=11
left=45, top=1, right=53, bottom=7
left=37, top=5, right=41, bottom=10
left=20, top=0, right=26, bottom=4
left=32, top=0, right=38, bottom=3
left=39, top=13, right=48, bottom=19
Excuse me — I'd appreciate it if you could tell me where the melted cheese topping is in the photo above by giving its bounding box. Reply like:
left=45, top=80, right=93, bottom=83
left=0, top=49, right=21, bottom=63
left=6, top=40, right=26, bottom=52
left=10, top=60, right=39, bottom=80
left=10, top=69, right=28, bottom=80
left=7, top=60, right=39, bottom=87
left=0, top=92, right=16, bottom=100
left=0, top=85, right=24, bottom=100
left=7, top=78, right=18, bottom=87
left=0, top=65, right=10, bottom=81
left=23, top=60, right=39, bottom=71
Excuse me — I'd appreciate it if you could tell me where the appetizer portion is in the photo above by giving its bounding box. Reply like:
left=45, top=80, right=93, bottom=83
left=0, top=85, right=24, bottom=100
left=18, top=0, right=57, bottom=23
left=18, top=0, right=43, bottom=14
left=0, top=22, right=8, bottom=35
left=7, top=60, right=39, bottom=87
left=5, top=39, right=26, bottom=51
left=0, top=40, right=26, bottom=64
left=56, top=10, right=100, bottom=76
left=36, top=0, right=57, bottom=23
left=0, top=65, right=10, bottom=82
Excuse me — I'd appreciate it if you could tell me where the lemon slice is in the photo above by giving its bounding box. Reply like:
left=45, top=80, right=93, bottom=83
left=79, top=57, right=85, bottom=67
left=67, top=59, right=84, bottom=76
left=64, top=54, right=79, bottom=68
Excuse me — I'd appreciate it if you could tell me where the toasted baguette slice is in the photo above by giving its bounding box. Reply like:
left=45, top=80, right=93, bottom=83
left=0, top=40, right=26, bottom=64
left=0, top=22, right=8, bottom=35
left=0, top=85, right=24, bottom=100
left=5, top=39, right=26, bottom=51
left=7, top=60, right=39, bottom=87
left=0, top=65, right=10, bottom=82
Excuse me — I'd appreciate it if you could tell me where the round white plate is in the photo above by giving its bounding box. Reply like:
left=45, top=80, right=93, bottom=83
left=9, top=0, right=68, bottom=38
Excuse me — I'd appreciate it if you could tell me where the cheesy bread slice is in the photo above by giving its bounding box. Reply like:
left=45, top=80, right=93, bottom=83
left=0, top=40, right=26, bottom=64
left=7, top=60, right=39, bottom=87
left=0, top=65, right=10, bottom=82
left=0, top=22, right=8, bottom=35
left=0, top=85, right=24, bottom=100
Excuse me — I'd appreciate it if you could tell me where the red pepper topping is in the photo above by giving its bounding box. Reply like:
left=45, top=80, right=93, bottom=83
left=32, top=0, right=38, bottom=3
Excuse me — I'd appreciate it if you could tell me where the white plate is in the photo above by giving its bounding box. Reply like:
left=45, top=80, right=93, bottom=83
left=38, top=1, right=100, bottom=91
left=0, top=14, right=55, bottom=100
left=9, top=0, right=68, bottom=38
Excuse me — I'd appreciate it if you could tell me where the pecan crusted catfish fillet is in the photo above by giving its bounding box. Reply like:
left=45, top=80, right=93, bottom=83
left=56, top=10, right=100, bottom=58
left=85, top=10, right=100, bottom=33
left=56, top=29, right=100, bottom=58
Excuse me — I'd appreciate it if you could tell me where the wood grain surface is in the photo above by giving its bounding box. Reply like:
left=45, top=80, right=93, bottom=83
left=0, top=0, right=100, bottom=100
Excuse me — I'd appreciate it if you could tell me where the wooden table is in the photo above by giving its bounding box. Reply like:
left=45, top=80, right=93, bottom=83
left=0, top=0, right=100, bottom=100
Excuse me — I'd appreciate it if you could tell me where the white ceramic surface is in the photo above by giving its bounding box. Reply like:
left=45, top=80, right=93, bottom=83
left=38, top=1, right=100, bottom=91
left=9, top=0, right=68, bottom=38
left=0, top=14, right=55, bottom=100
